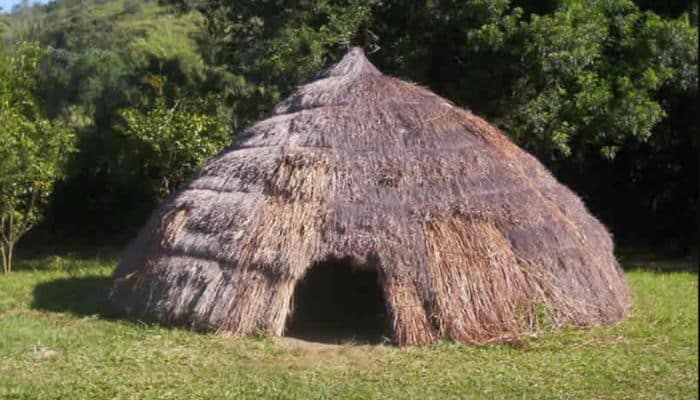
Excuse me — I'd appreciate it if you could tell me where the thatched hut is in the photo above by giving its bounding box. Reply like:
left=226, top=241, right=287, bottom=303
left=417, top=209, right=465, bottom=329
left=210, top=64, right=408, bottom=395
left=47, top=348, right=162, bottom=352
left=111, top=48, right=629, bottom=345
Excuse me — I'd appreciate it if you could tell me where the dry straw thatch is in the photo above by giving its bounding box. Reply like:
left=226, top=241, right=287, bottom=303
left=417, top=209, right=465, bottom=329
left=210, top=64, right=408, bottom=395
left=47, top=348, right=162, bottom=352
left=111, top=48, right=630, bottom=345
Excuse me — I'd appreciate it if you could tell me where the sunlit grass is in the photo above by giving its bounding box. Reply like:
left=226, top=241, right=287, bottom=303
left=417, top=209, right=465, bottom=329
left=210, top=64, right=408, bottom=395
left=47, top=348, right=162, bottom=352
left=0, top=252, right=697, bottom=399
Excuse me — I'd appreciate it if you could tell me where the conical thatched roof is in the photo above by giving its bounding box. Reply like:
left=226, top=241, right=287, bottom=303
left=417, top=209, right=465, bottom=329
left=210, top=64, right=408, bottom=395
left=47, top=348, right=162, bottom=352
left=111, top=48, right=629, bottom=345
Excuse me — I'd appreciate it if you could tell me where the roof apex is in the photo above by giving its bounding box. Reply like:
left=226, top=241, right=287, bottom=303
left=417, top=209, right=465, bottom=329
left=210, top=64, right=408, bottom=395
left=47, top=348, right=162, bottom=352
left=318, top=47, right=381, bottom=79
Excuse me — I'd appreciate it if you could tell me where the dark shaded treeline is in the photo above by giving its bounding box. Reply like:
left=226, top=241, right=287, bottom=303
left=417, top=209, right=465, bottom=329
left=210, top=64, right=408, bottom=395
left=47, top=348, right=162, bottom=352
left=2, top=0, right=697, bottom=251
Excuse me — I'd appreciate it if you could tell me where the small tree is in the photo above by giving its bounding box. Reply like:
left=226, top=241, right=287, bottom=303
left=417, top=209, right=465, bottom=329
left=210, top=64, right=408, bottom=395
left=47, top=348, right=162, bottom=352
left=118, top=93, right=230, bottom=198
left=0, top=43, right=75, bottom=274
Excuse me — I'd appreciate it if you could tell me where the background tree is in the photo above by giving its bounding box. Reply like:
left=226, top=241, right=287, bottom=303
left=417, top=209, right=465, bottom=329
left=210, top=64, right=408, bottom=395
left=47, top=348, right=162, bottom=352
left=117, top=95, right=229, bottom=198
left=0, top=0, right=696, bottom=250
left=3, top=0, right=233, bottom=237
left=0, top=42, right=75, bottom=273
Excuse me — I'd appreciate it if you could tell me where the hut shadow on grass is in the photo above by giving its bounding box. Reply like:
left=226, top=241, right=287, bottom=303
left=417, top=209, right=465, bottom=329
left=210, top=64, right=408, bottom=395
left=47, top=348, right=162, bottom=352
left=31, top=276, right=213, bottom=334
left=32, top=275, right=113, bottom=317
left=31, top=257, right=393, bottom=346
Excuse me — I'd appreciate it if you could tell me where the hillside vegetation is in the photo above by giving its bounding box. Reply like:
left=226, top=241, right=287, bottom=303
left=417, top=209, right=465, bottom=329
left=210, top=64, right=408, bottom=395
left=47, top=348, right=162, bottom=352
left=0, top=0, right=696, bottom=248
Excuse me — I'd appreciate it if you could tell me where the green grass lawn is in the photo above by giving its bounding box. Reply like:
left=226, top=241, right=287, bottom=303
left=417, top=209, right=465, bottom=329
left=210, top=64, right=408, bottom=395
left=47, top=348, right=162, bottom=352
left=0, top=251, right=697, bottom=399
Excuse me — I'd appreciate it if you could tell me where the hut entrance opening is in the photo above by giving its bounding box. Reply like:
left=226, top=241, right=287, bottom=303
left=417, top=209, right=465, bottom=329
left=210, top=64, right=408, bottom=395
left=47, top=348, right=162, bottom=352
left=285, top=257, right=388, bottom=344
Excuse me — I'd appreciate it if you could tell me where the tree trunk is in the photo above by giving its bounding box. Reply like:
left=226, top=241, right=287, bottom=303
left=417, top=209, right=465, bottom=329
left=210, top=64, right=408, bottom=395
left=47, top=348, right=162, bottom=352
left=6, top=240, right=12, bottom=275
left=1, top=215, right=16, bottom=275
left=1, top=243, right=5, bottom=275
left=2, top=201, right=28, bottom=275
left=1, top=241, right=9, bottom=275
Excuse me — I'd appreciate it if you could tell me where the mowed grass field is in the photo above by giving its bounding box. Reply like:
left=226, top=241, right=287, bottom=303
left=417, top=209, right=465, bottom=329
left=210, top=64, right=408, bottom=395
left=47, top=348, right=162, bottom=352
left=0, top=250, right=697, bottom=399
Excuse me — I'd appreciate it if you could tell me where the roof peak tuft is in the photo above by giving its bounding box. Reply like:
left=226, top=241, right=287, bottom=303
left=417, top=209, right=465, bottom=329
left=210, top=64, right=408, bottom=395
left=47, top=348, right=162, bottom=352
left=317, top=47, right=381, bottom=79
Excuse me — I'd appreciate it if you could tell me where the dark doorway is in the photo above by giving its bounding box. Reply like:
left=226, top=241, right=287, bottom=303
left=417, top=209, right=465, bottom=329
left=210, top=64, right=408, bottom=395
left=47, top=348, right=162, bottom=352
left=285, top=257, right=389, bottom=344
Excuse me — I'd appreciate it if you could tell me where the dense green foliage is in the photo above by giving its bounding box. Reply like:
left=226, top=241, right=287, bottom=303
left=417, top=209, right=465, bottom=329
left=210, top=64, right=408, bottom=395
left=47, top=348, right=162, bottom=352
left=118, top=97, right=229, bottom=197
left=0, top=42, right=75, bottom=273
left=0, top=251, right=697, bottom=398
left=0, top=0, right=697, bottom=247
left=3, top=0, right=230, bottom=234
